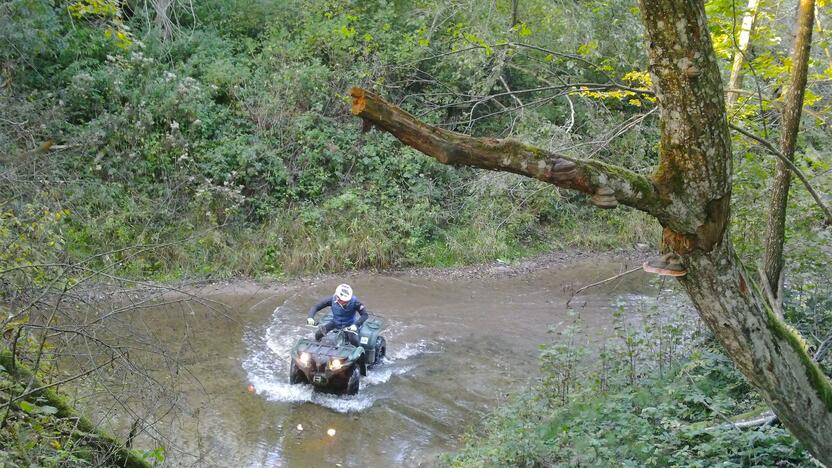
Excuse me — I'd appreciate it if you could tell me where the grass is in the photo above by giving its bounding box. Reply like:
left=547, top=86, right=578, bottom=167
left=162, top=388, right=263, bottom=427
left=55, top=197, right=660, bottom=281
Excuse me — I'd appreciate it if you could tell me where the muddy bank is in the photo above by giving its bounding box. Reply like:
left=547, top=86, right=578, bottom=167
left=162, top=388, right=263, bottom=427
left=165, top=248, right=652, bottom=299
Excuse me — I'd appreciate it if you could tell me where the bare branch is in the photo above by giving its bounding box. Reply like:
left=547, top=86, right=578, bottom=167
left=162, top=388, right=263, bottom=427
left=815, top=334, right=832, bottom=362
left=729, top=123, right=832, bottom=224
left=566, top=266, right=643, bottom=307
left=757, top=265, right=784, bottom=318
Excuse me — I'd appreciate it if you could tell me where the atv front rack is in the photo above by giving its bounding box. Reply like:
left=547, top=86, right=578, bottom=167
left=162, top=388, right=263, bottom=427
left=295, top=339, right=355, bottom=359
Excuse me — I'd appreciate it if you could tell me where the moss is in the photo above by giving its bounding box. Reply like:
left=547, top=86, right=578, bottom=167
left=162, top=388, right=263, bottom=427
left=764, top=310, right=832, bottom=412
left=736, top=258, right=832, bottom=413
left=653, top=153, right=690, bottom=196
left=522, top=143, right=552, bottom=160
left=607, top=162, right=654, bottom=193
left=729, top=405, right=774, bottom=422
left=588, top=160, right=658, bottom=204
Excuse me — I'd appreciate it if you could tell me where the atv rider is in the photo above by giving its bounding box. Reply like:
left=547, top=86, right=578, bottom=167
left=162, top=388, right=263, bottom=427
left=306, top=284, right=368, bottom=347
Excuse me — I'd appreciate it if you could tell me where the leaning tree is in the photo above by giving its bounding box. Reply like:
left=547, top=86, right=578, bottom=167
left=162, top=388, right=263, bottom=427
left=349, top=0, right=832, bottom=462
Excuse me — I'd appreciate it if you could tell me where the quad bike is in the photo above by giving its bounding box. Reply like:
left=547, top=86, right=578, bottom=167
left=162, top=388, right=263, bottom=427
left=288, top=314, right=386, bottom=395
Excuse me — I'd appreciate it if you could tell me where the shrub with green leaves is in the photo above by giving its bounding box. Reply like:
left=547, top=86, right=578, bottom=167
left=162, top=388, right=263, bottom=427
left=448, top=306, right=813, bottom=467
left=0, top=0, right=671, bottom=281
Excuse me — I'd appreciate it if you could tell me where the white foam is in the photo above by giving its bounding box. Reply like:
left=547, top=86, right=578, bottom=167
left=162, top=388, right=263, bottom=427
left=389, top=339, right=439, bottom=360
left=248, top=374, right=376, bottom=412
left=363, top=365, right=414, bottom=385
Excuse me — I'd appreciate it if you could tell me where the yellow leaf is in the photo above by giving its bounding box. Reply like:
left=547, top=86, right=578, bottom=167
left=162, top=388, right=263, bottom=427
left=577, top=40, right=598, bottom=56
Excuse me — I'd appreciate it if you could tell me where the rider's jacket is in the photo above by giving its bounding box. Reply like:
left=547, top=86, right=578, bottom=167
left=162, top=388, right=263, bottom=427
left=308, top=296, right=369, bottom=327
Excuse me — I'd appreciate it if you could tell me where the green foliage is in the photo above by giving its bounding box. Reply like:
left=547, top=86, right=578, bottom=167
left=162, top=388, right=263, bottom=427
left=0, top=0, right=666, bottom=282
left=448, top=305, right=813, bottom=467
left=0, top=351, right=156, bottom=467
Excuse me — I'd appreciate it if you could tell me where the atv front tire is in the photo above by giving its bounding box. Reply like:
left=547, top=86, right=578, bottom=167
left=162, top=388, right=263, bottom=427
left=289, top=359, right=307, bottom=385
left=346, top=366, right=360, bottom=395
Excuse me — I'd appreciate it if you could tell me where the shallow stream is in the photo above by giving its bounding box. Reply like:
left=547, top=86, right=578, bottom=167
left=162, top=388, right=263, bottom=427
left=89, top=256, right=686, bottom=467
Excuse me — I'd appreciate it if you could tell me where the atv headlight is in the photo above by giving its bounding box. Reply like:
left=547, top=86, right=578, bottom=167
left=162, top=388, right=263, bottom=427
left=299, top=352, right=311, bottom=366
left=329, top=358, right=343, bottom=370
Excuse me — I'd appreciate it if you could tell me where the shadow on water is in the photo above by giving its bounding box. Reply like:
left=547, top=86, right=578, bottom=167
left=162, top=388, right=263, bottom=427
left=80, top=257, right=690, bottom=467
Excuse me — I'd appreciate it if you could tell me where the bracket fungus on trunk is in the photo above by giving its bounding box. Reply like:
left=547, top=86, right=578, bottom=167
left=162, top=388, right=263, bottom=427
left=643, top=252, right=687, bottom=277
left=590, top=186, right=618, bottom=209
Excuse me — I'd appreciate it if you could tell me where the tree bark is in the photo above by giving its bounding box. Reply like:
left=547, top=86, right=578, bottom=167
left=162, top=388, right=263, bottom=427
left=762, top=0, right=815, bottom=300
left=726, top=0, right=761, bottom=109
left=349, top=0, right=832, bottom=462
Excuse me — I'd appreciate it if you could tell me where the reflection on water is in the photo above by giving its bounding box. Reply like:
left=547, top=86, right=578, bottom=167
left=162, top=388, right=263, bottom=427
left=77, top=257, right=691, bottom=467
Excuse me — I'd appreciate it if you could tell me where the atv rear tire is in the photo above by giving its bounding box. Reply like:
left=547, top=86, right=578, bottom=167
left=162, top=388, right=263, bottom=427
left=373, top=336, right=387, bottom=366
left=289, top=359, right=307, bottom=385
left=346, top=367, right=360, bottom=395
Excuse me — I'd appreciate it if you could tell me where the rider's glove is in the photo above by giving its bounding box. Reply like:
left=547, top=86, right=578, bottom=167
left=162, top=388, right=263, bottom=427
left=306, top=318, right=316, bottom=326
left=346, top=324, right=358, bottom=333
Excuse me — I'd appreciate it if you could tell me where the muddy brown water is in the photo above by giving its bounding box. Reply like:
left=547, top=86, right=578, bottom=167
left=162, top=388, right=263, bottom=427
left=85, top=257, right=688, bottom=467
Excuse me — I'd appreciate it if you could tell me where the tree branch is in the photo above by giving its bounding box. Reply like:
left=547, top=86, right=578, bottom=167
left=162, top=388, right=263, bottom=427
left=729, top=123, right=832, bottom=224
left=757, top=265, right=784, bottom=318
left=566, top=266, right=643, bottom=307
left=350, top=87, right=664, bottom=217
left=815, top=333, right=832, bottom=363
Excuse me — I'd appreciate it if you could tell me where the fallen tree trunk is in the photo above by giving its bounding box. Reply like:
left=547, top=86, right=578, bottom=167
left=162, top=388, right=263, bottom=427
left=706, top=411, right=777, bottom=432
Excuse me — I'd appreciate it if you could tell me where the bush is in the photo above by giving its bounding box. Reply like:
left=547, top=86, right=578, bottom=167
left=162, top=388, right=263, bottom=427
left=448, top=304, right=813, bottom=467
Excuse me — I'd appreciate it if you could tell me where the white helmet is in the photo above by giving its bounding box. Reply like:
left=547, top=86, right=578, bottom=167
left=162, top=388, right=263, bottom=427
left=334, top=284, right=353, bottom=303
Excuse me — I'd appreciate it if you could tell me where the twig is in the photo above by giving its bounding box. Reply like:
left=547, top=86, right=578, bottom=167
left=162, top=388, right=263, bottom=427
left=499, top=76, right=524, bottom=135
left=729, top=123, right=832, bottom=225
left=562, top=93, right=575, bottom=134
left=499, top=76, right=524, bottom=109
left=585, top=108, right=657, bottom=159
left=566, top=266, right=642, bottom=307
left=757, top=265, right=783, bottom=318
left=815, top=333, right=832, bottom=362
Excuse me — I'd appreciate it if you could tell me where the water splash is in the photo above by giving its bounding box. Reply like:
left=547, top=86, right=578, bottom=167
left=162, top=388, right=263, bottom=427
left=241, top=305, right=438, bottom=412
left=390, top=339, right=438, bottom=361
